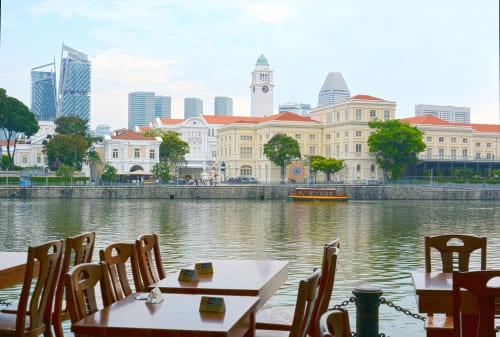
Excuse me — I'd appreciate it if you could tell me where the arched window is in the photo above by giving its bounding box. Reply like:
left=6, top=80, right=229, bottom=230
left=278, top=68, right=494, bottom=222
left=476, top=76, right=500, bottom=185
left=240, top=166, right=253, bottom=176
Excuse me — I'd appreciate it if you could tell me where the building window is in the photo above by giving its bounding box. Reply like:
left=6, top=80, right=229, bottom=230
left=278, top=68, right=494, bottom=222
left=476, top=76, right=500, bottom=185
left=240, top=135, right=252, bottom=141
left=336, top=145, right=340, bottom=157
left=240, top=147, right=253, bottom=158
left=451, top=148, right=457, bottom=159
left=336, top=132, right=340, bottom=139
left=336, top=111, right=340, bottom=122
left=134, top=148, right=140, bottom=158
left=113, top=149, right=119, bottom=159
left=427, top=148, right=432, bottom=159
left=356, top=164, right=361, bottom=172
left=451, top=137, right=457, bottom=143
left=295, top=134, right=301, bottom=140
left=476, top=142, right=481, bottom=147
left=309, top=146, right=316, bottom=155
left=462, top=138, right=468, bottom=144
left=22, top=156, right=28, bottom=164
left=486, top=142, right=491, bottom=148
left=344, top=131, right=348, bottom=137
left=370, top=110, right=376, bottom=121
left=325, top=146, right=332, bottom=157
left=37, top=156, right=42, bottom=164
left=325, top=134, right=331, bottom=140
left=426, top=136, right=432, bottom=142
left=476, top=152, right=481, bottom=159
left=486, top=153, right=492, bottom=159
left=384, top=110, right=390, bottom=121
left=240, top=166, right=252, bottom=176
left=371, top=165, right=375, bottom=172
left=462, top=149, right=468, bottom=159
left=344, top=144, right=348, bottom=155
left=438, top=148, right=444, bottom=159
left=149, top=150, right=155, bottom=160
left=355, top=109, right=362, bottom=121
left=344, top=109, right=349, bottom=121
left=355, top=131, right=362, bottom=137
left=356, top=143, right=362, bottom=153
left=438, top=137, right=444, bottom=143
left=309, top=134, right=316, bottom=140
left=326, top=112, right=333, bottom=124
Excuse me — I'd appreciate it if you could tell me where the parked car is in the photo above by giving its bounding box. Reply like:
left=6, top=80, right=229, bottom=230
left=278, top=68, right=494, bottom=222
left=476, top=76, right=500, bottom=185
left=238, top=176, right=258, bottom=184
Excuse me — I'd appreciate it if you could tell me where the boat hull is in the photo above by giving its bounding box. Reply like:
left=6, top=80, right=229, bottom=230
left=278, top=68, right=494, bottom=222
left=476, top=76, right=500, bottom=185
left=289, top=195, right=348, bottom=202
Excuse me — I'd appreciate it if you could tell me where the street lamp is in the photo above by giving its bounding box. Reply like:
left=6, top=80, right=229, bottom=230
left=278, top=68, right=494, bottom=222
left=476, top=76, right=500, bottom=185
left=220, top=161, right=226, bottom=183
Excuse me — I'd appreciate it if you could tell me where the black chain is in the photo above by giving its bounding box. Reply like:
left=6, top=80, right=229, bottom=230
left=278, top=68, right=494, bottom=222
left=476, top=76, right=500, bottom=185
left=379, top=297, right=426, bottom=321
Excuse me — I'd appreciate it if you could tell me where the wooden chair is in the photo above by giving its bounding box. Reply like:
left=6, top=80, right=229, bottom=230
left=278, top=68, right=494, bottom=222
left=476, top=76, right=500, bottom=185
left=318, top=309, right=351, bottom=337
left=452, top=270, right=500, bottom=337
left=424, top=235, right=486, bottom=273
left=256, top=268, right=322, bottom=337
left=99, top=242, right=142, bottom=300
left=257, top=240, right=340, bottom=337
left=0, top=239, right=63, bottom=337
left=51, top=231, right=95, bottom=337
left=135, top=233, right=166, bottom=291
left=64, top=262, right=115, bottom=328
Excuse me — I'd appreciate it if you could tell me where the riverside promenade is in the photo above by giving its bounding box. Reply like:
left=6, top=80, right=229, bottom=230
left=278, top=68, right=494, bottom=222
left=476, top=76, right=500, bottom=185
left=1, top=184, right=500, bottom=200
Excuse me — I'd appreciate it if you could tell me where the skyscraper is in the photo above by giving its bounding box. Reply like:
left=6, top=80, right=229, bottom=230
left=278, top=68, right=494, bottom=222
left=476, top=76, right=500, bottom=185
left=128, top=92, right=155, bottom=129
left=278, top=102, right=311, bottom=116
left=184, top=97, right=203, bottom=119
left=214, top=96, right=233, bottom=116
left=155, top=95, right=171, bottom=119
left=317, top=72, right=350, bottom=107
left=31, top=62, right=57, bottom=121
left=250, top=54, right=274, bottom=117
left=415, top=104, right=470, bottom=123
left=58, top=44, right=91, bottom=123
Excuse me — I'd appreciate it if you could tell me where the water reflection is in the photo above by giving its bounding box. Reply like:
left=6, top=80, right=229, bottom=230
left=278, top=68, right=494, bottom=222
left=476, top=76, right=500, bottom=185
left=1, top=199, right=499, bottom=336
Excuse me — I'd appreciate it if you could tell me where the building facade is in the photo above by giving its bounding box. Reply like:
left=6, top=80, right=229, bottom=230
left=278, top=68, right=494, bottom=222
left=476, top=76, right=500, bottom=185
left=155, top=95, right=171, bottom=119
left=250, top=54, right=274, bottom=117
left=128, top=92, right=155, bottom=130
left=184, top=97, right=203, bottom=119
left=415, top=104, right=470, bottom=123
left=214, top=96, right=233, bottom=116
left=317, top=72, right=350, bottom=107
left=58, top=44, right=91, bottom=123
left=31, top=63, right=57, bottom=121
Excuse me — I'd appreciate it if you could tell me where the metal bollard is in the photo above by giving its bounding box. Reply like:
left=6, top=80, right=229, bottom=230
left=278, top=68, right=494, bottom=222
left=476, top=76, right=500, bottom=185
left=352, top=285, right=383, bottom=337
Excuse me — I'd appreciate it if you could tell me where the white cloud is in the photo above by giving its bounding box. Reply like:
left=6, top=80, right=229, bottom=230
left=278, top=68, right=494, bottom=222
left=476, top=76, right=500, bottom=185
left=240, top=2, right=294, bottom=23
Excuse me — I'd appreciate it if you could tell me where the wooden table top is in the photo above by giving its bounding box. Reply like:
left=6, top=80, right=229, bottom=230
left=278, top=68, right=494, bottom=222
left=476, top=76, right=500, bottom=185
left=0, top=252, right=29, bottom=289
left=71, top=293, right=259, bottom=337
left=150, top=259, right=288, bottom=309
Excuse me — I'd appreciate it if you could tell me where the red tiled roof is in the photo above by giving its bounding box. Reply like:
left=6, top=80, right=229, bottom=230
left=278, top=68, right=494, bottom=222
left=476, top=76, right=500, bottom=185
left=349, top=94, right=385, bottom=101
left=137, top=126, right=152, bottom=132
left=202, top=115, right=262, bottom=124
left=400, top=115, right=500, bottom=133
left=111, top=130, right=158, bottom=140
left=259, top=112, right=317, bottom=123
left=159, top=118, right=185, bottom=125
left=0, top=140, right=16, bottom=146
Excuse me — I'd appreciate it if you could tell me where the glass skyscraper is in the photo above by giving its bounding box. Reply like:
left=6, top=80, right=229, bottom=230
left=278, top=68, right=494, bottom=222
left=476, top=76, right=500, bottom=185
left=184, top=97, right=203, bottom=119
left=214, top=96, right=233, bottom=116
left=128, top=92, right=155, bottom=129
left=155, top=95, right=172, bottom=119
left=31, top=63, right=57, bottom=121
left=317, top=72, right=350, bottom=107
left=58, top=44, right=91, bottom=123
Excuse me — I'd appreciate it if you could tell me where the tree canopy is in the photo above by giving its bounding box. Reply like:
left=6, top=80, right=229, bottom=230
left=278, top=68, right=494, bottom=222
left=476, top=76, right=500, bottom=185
left=368, top=119, right=426, bottom=179
left=54, top=115, right=89, bottom=136
left=159, top=130, right=189, bottom=166
left=309, top=156, right=344, bottom=183
left=263, top=133, right=301, bottom=179
left=0, top=88, right=39, bottom=168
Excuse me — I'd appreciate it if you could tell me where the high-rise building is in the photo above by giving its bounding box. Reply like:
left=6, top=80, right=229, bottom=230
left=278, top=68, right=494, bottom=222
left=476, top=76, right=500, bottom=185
left=278, top=102, right=311, bottom=116
left=155, top=95, right=171, bottom=119
left=184, top=97, right=203, bottom=119
left=250, top=54, right=274, bottom=117
left=214, top=96, right=233, bottom=116
left=415, top=104, right=470, bottom=123
left=31, top=62, right=57, bottom=121
left=128, top=92, right=155, bottom=129
left=58, top=44, right=91, bottom=123
left=92, top=124, right=112, bottom=137
left=317, top=72, right=350, bottom=107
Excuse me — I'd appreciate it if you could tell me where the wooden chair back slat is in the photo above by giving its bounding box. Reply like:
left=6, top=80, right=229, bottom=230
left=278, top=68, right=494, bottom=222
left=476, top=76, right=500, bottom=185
left=135, top=234, right=165, bottom=290
left=289, top=268, right=322, bottom=337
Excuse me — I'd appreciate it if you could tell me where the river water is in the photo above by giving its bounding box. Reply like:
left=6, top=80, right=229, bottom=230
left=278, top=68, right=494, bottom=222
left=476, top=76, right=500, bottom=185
left=1, top=199, right=499, bottom=336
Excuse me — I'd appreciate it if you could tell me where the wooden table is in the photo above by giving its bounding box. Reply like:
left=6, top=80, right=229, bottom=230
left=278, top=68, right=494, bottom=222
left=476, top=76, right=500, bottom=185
left=149, top=259, right=288, bottom=310
left=0, top=252, right=30, bottom=289
left=71, top=293, right=259, bottom=337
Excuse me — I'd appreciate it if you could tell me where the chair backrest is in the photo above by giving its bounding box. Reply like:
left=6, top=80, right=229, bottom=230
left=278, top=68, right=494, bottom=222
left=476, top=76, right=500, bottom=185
left=53, top=232, right=95, bottom=327
left=135, top=233, right=166, bottom=290
left=17, top=239, right=63, bottom=337
left=64, top=262, right=115, bottom=325
left=319, top=309, right=351, bottom=337
left=424, top=235, right=486, bottom=272
left=309, top=245, right=340, bottom=337
left=289, top=268, right=322, bottom=337
left=99, top=242, right=142, bottom=299
left=452, top=270, right=500, bottom=337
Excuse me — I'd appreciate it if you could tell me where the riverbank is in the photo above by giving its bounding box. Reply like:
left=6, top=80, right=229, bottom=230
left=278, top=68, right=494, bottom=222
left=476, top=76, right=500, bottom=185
left=1, top=184, right=500, bottom=200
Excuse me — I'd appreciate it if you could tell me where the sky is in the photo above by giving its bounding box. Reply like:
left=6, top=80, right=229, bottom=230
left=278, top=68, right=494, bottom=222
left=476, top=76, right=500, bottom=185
left=1, top=0, right=499, bottom=130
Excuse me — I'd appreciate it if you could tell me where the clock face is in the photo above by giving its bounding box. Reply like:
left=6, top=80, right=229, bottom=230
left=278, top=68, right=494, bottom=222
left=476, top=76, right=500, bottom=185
left=262, top=85, right=269, bottom=93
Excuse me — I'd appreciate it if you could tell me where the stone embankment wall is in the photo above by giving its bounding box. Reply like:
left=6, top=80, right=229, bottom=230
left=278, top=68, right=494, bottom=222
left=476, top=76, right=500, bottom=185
left=1, top=185, right=500, bottom=200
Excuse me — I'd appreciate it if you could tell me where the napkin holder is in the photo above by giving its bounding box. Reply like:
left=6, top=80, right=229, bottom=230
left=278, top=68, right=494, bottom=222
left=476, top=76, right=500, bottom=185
left=195, top=262, right=214, bottom=275
left=145, top=287, right=164, bottom=304
left=199, top=296, right=226, bottom=313
left=178, top=268, right=199, bottom=282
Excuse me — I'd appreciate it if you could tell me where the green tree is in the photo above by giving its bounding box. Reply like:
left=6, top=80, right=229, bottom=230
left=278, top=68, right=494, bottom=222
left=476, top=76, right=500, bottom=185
left=263, top=133, right=301, bottom=179
left=56, top=164, right=74, bottom=185
left=87, top=150, right=103, bottom=183
left=45, top=134, right=89, bottom=169
left=101, top=164, right=118, bottom=184
left=159, top=131, right=189, bottom=167
left=307, top=155, right=324, bottom=183
left=152, top=162, right=171, bottom=183
left=310, top=157, right=344, bottom=183
left=0, top=88, right=39, bottom=169
left=368, top=119, right=426, bottom=180
left=54, top=115, right=88, bottom=136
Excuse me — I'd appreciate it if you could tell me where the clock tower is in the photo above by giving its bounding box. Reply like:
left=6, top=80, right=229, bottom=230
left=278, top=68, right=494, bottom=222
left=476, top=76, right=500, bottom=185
left=250, top=54, right=274, bottom=117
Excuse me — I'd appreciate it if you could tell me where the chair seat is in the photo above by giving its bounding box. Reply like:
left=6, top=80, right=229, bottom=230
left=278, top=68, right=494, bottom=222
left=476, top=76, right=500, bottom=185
left=424, top=315, right=454, bottom=337
left=0, top=311, right=31, bottom=334
left=255, top=329, right=291, bottom=337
